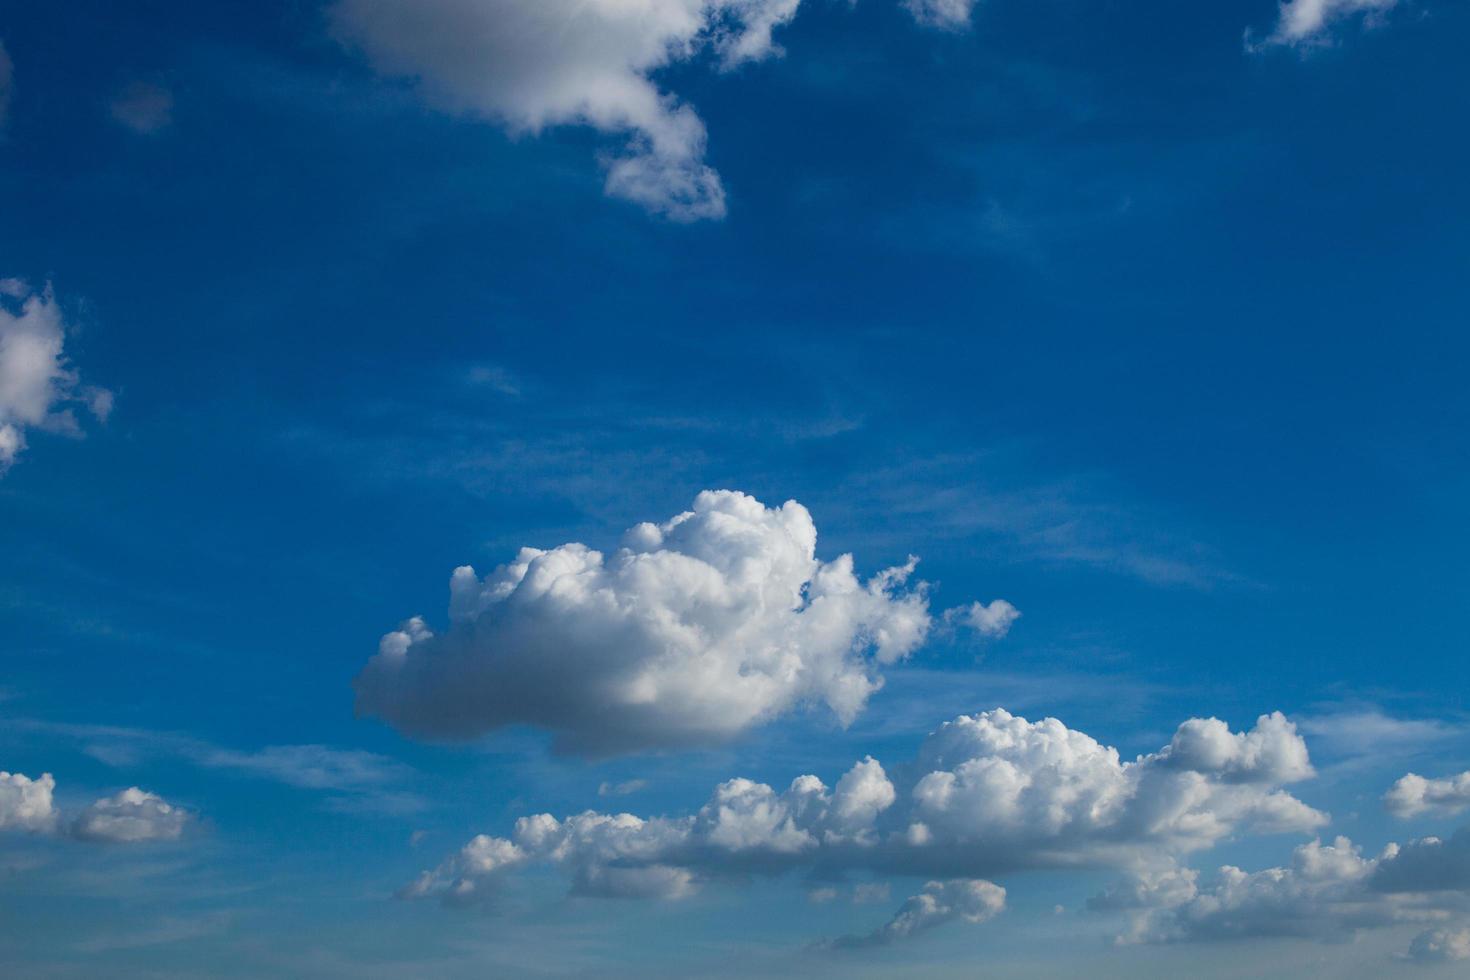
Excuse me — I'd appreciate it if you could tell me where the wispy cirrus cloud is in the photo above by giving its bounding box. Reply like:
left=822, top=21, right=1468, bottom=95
left=5, top=719, right=420, bottom=815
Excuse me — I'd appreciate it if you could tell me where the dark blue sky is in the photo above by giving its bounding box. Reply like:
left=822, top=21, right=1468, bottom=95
left=1, top=0, right=1468, bottom=974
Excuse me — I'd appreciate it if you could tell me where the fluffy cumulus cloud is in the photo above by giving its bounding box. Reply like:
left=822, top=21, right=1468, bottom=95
left=0, top=770, right=59, bottom=833
left=356, top=490, right=936, bottom=755
left=401, top=708, right=1325, bottom=924
left=1385, top=770, right=1470, bottom=819
left=0, top=280, right=112, bottom=473
left=1097, top=825, right=1470, bottom=959
left=329, top=0, right=804, bottom=221
left=1, top=769, right=186, bottom=844
left=1254, top=0, right=1399, bottom=47
left=833, top=878, right=1005, bottom=947
left=71, top=788, right=190, bottom=843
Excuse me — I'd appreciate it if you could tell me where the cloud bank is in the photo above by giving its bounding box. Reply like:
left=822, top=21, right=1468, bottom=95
left=356, top=490, right=939, bottom=755
left=0, top=280, right=111, bottom=473
left=401, top=708, right=1324, bottom=915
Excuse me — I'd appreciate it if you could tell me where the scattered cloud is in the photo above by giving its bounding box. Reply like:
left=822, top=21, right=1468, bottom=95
left=0, top=770, right=58, bottom=833
left=902, top=0, right=977, bottom=31
left=1, top=769, right=186, bottom=844
left=401, top=708, right=1324, bottom=920
left=832, top=879, right=1005, bottom=947
left=0, top=280, right=112, bottom=474
left=1298, top=707, right=1465, bottom=762
left=72, top=788, right=190, bottom=843
left=1251, top=0, right=1400, bottom=49
left=6, top=719, right=416, bottom=814
left=1385, top=771, right=1470, bottom=819
left=945, top=599, right=1021, bottom=639
left=109, top=81, right=174, bottom=134
left=356, top=490, right=940, bottom=755
left=1408, top=925, right=1470, bottom=963
left=598, top=779, right=648, bottom=798
left=329, top=0, right=804, bottom=221
left=1098, top=826, right=1470, bottom=960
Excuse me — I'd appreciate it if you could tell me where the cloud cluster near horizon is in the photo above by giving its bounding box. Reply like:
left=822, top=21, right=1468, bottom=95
left=0, top=280, right=111, bottom=474
left=357, top=490, right=1007, bottom=754
left=1094, top=827, right=1470, bottom=962
left=400, top=708, right=1323, bottom=913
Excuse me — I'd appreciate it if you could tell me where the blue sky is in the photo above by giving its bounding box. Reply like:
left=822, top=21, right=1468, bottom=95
left=2, top=0, right=1470, bottom=974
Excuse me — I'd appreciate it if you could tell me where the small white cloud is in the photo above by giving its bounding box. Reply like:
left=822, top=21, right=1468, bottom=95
left=834, top=879, right=1005, bottom=947
left=356, top=490, right=938, bottom=754
left=946, top=598, right=1021, bottom=639
left=0, top=281, right=112, bottom=474
left=109, top=81, right=173, bottom=134
left=71, top=787, right=190, bottom=843
left=597, top=779, right=649, bottom=798
left=902, top=0, right=977, bottom=30
left=1252, top=0, right=1399, bottom=48
left=0, top=770, right=58, bottom=833
left=1384, top=771, right=1470, bottom=819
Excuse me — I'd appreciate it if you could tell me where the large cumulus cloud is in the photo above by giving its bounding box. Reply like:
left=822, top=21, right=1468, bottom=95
left=400, top=707, right=1324, bottom=916
left=355, top=490, right=940, bottom=754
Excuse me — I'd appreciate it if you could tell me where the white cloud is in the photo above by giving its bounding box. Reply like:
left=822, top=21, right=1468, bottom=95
left=0, top=770, right=58, bottom=833
left=402, top=708, right=1325, bottom=914
left=1409, top=925, right=1470, bottom=963
left=598, top=779, right=649, bottom=798
left=2, top=770, right=188, bottom=845
left=947, top=598, right=1021, bottom=638
left=0, top=281, right=111, bottom=474
left=902, top=0, right=977, bottom=30
left=109, top=81, right=173, bottom=134
left=833, top=878, right=1005, bottom=947
left=1385, top=771, right=1470, bottom=819
left=1253, top=0, right=1399, bottom=48
left=355, top=490, right=936, bottom=755
left=1099, top=825, right=1470, bottom=958
left=71, top=788, right=190, bottom=843
left=328, top=0, right=803, bottom=221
